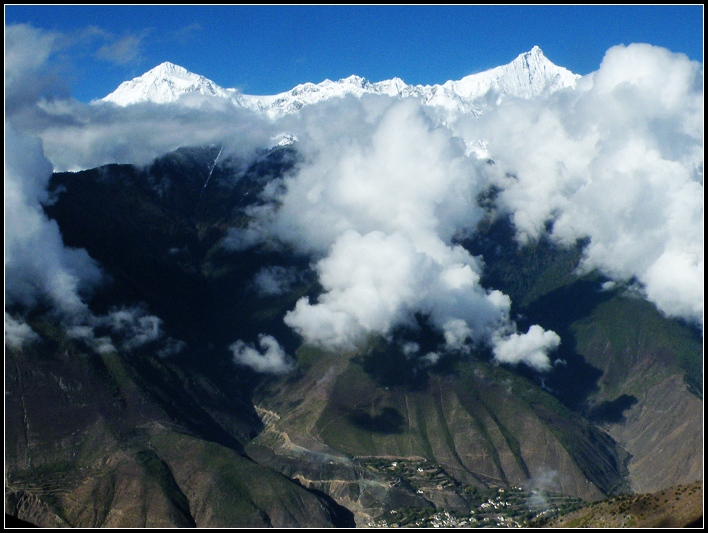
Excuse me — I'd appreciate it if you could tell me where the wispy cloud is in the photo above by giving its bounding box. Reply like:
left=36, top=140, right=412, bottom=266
left=169, top=23, right=202, bottom=41
left=95, top=33, right=146, bottom=65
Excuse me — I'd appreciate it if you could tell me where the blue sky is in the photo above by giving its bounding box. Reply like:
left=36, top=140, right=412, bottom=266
left=5, top=5, right=704, bottom=102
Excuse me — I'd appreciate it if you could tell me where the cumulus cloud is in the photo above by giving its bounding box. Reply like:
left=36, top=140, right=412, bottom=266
left=254, top=100, right=521, bottom=354
left=230, top=334, right=294, bottom=374
left=263, top=98, right=483, bottom=255
left=492, top=325, right=561, bottom=372
left=455, top=43, right=703, bottom=326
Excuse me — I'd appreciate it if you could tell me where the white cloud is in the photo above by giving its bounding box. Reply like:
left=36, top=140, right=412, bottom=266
left=455, top=43, right=703, bottom=326
left=265, top=100, right=522, bottom=354
left=63, top=306, right=186, bottom=357
left=33, top=98, right=277, bottom=172
left=421, top=352, right=440, bottom=366
left=492, top=325, right=561, bottom=372
left=5, top=25, right=103, bottom=319
left=401, top=341, right=420, bottom=357
left=8, top=24, right=699, bottom=376
left=157, top=338, right=188, bottom=359
left=284, top=230, right=425, bottom=349
left=5, top=313, right=40, bottom=349
left=223, top=223, right=272, bottom=252
left=6, top=24, right=278, bottom=172
left=4, top=24, right=63, bottom=116
left=265, top=98, right=484, bottom=255
left=5, top=124, right=187, bottom=358
left=101, top=307, right=163, bottom=350
left=5, top=123, right=103, bottom=317
left=4, top=24, right=191, bottom=360
left=66, top=325, right=117, bottom=354
left=230, top=334, right=294, bottom=374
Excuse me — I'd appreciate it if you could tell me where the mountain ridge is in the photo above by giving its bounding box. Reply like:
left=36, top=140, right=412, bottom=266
left=99, top=46, right=580, bottom=117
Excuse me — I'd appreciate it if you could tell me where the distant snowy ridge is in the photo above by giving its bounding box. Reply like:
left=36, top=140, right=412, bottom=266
left=100, top=46, right=579, bottom=117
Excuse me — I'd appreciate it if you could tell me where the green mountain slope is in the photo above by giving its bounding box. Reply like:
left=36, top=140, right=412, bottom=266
left=467, top=213, right=703, bottom=494
left=5, top=325, right=353, bottom=527
left=249, top=345, right=630, bottom=524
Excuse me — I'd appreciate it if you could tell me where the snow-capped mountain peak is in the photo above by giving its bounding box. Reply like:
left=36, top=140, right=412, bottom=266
left=99, top=48, right=580, bottom=116
left=101, top=61, right=235, bottom=106
left=443, top=46, right=579, bottom=101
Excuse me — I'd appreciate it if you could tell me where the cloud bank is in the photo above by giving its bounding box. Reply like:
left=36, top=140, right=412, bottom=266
left=33, top=97, right=278, bottom=172
left=5, top=24, right=186, bottom=359
left=7, top=24, right=701, bottom=376
left=240, top=98, right=560, bottom=368
left=5, top=123, right=103, bottom=317
left=456, top=44, right=703, bottom=325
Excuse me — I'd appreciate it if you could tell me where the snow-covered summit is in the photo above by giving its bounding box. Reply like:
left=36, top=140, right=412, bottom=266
left=100, top=48, right=580, bottom=116
left=443, top=46, right=579, bottom=101
left=101, top=61, right=236, bottom=106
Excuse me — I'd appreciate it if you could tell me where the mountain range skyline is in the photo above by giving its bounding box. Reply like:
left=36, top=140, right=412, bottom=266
left=5, top=6, right=703, bottom=102
left=99, top=47, right=580, bottom=120
left=7, top=34, right=703, bottom=342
